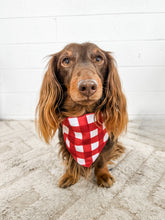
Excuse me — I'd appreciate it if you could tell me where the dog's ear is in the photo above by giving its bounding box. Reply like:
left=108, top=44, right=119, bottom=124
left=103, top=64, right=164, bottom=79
left=98, top=53, right=128, bottom=138
left=35, top=54, right=62, bottom=143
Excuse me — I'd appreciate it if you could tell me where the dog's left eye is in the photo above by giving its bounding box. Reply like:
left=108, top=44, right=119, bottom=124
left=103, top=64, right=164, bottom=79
left=62, top=57, right=70, bottom=65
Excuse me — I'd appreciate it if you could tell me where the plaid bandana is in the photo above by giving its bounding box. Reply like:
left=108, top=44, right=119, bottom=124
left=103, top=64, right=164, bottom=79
left=61, top=113, right=109, bottom=168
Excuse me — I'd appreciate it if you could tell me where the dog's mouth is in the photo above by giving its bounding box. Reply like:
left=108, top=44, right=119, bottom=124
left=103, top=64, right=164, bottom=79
left=72, top=96, right=102, bottom=107
left=70, top=90, right=103, bottom=106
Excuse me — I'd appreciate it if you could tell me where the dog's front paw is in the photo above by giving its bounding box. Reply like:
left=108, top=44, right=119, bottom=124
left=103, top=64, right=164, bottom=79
left=59, top=173, right=78, bottom=188
left=96, top=173, right=115, bottom=188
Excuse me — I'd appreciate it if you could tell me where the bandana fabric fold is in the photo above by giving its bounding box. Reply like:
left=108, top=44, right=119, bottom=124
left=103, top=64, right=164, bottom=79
left=61, top=113, right=109, bottom=168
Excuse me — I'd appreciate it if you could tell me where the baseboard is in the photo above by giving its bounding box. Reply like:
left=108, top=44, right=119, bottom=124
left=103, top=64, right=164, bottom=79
left=1, top=114, right=165, bottom=121
left=128, top=114, right=165, bottom=120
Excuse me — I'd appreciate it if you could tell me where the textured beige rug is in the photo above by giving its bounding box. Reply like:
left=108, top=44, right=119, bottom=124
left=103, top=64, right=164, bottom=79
left=0, top=120, right=165, bottom=220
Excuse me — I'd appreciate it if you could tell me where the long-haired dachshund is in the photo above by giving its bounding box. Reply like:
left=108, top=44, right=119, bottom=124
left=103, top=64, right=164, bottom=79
left=36, top=42, right=128, bottom=188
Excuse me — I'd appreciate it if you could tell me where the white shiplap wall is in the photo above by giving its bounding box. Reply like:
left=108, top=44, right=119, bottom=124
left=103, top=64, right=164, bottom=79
left=0, top=0, right=165, bottom=119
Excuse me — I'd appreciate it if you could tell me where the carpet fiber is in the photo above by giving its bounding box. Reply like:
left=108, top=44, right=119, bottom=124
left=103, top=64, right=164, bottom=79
left=0, top=120, right=165, bottom=220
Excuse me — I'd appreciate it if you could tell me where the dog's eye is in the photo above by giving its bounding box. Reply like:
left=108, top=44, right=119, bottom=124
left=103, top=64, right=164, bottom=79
left=95, top=55, right=103, bottom=64
left=62, top=57, right=70, bottom=65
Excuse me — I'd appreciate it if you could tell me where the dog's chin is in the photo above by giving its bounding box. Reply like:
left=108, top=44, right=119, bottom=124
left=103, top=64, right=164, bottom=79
left=70, top=93, right=102, bottom=107
left=72, top=98, right=100, bottom=107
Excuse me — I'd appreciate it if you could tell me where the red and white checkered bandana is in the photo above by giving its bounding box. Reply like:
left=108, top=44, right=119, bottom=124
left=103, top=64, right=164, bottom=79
left=61, top=113, right=109, bottom=168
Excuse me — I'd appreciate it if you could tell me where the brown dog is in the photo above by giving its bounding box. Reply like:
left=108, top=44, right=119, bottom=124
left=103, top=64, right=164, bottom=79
left=36, top=42, right=128, bottom=188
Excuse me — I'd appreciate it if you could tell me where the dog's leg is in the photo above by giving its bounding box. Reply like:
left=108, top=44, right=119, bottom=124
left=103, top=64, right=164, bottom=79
left=59, top=170, right=79, bottom=188
left=94, top=163, right=115, bottom=188
left=94, top=142, right=125, bottom=187
left=108, top=142, right=125, bottom=161
left=59, top=157, right=80, bottom=188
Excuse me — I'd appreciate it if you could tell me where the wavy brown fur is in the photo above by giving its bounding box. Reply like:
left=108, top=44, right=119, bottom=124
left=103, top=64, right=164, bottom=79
left=35, top=55, right=62, bottom=143
left=35, top=43, right=128, bottom=187
left=95, top=53, right=128, bottom=138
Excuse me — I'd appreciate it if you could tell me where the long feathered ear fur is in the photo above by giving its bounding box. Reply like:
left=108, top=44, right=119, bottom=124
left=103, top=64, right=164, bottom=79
left=35, top=55, right=62, bottom=143
left=96, top=53, right=128, bottom=138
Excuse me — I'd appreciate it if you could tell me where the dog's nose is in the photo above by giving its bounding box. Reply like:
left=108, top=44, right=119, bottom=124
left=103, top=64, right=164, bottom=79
left=78, top=79, right=97, bottom=97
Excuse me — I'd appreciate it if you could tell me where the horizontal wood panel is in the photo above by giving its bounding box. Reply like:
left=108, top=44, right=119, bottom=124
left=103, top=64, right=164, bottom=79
left=0, top=44, right=63, bottom=69
left=126, top=92, right=165, bottom=115
left=0, top=17, right=57, bottom=44
left=57, top=14, right=165, bottom=42
left=0, top=92, right=165, bottom=119
left=1, top=70, right=44, bottom=93
left=119, top=67, right=165, bottom=92
left=0, top=0, right=165, bottom=18
left=0, top=93, right=38, bottom=119
left=0, top=41, right=165, bottom=69
left=0, top=14, right=165, bottom=43
left=1, top=67, right=165, bottom=93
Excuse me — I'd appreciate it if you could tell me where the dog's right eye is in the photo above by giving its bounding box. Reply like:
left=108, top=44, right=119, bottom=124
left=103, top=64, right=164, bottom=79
left=62, top=57, right=70, bottom=66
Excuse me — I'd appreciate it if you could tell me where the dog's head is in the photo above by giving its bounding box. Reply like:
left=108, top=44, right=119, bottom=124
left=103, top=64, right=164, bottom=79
left=56, top=43, right=107, bottom=105
left=36, top=43, right=128, bottom=143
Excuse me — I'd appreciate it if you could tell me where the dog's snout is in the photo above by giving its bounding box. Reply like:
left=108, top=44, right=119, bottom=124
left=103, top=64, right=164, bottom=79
left=78, top=79, right=97, bottom=97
